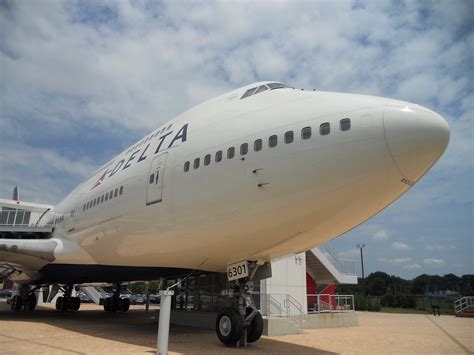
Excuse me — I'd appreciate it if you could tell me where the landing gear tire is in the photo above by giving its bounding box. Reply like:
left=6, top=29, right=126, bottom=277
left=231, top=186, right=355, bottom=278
left=118, top=298, right=130, bottom=312
left=216, top=307, right=243, bottom=347
left=72, top=297, right=81, bottom=311
left=11, top=295, right=23, bottom=312
left=104, top=297, right=129, bottom=312
left=26, top=294, right=37, bottom=312
left=246, top=309, right=263, bottom=343
left=56, top=296, right=66, bottom=311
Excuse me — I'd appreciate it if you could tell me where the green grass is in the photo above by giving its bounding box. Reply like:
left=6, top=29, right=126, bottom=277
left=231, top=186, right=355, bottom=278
left=380, top=307, right=453, bottom=315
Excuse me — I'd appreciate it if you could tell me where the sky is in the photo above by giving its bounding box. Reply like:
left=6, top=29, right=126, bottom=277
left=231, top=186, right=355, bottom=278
left=0, top=0, right=472, bottom=279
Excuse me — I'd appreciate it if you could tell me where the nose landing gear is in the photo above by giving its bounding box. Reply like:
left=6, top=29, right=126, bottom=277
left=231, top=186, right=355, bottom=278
left=216, top=261, right=270, bottom=347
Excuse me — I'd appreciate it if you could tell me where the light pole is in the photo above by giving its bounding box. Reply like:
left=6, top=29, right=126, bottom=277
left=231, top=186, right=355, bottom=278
left=356, top=244, right=365, bottom=280
left=356, top=244, right=366, bottom=309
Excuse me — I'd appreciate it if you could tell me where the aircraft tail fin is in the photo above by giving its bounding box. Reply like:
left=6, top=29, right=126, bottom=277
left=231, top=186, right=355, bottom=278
left=12, top=186, right=20, bottom=204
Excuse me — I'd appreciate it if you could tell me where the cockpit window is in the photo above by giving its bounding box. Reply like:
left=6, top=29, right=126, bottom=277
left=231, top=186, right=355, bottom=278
left=267, top=82, right=288, bottom=90
left=241, top=87, right=257, bottom=99
left=241, top=82, right=289, bottom=99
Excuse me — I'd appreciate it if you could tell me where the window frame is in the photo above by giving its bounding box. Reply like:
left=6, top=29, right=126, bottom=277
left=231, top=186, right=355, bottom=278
left=204, top=154, right=211, bottom=166
left=320, top=122, right=330, bottom=136
left=284, top=131, right=294, bottom=144
left=269, top=135, right=278, bottom=148
left=227, top=147, right=235, bottom=159
left=340, top=118, right=351, bottom=131
left=240, top=143, right=248, bottom=156
left=193, top=158, right=200, bottom=169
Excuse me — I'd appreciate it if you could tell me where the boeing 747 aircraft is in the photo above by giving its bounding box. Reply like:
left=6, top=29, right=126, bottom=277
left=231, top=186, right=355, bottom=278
left=0, top=82, right=450, bottom=346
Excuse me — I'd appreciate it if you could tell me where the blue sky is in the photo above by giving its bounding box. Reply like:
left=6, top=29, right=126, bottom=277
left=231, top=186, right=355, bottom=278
left=1, top=0, right=472, bottom=278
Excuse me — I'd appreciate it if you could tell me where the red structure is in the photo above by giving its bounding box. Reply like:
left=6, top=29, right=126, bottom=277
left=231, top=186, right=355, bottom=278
left=306, top=273, right=336, bottom=310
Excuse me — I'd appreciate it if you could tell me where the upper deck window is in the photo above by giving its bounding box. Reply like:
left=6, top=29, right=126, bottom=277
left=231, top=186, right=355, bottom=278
left=340, top=118, right=351, bottom=131
left=320, top=122, right=330, bottom=136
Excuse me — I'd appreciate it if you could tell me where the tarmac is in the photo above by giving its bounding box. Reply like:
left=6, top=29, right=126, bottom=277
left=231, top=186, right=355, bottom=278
left=0, top=301, right=472, bottom=354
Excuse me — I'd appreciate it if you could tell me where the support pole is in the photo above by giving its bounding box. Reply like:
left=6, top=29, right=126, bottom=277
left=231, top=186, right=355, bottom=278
left=145, top=281, right=150, bottom=312
left=157, top=290, right=174, bottom=355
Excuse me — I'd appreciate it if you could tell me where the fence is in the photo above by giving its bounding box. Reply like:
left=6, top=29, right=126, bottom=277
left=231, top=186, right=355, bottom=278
left=307, top=294, right=355, bottom=314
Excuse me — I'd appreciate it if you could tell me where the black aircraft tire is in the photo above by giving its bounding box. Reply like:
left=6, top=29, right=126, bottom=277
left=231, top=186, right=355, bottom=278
left=72, top=297, right=81, bottom=311
left=216, top=307, right=243, bottom=347
left=26, top=294, right=37, bottom=312
left=56, top=297, right=66, bottom=311
left=246, top=311, right=263, bottom=343
left=11, top=295, right=22, bottom=312
left=119, top=298, right=130, bottom=312
left=104, top=298, right=111, bottom=312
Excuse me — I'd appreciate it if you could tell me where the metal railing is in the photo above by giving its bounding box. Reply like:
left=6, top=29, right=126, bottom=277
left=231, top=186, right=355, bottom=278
left=259, top=293, right=304, bottom=333
left=454, top=296, right=474, bottom=314
left=307, top=294, right=355, bottom=314
left=319, top=244, right=356, bottom=275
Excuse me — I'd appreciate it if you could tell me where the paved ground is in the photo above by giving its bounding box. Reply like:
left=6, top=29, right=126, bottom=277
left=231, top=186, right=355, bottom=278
left=0, top=301, right=472, bottom=354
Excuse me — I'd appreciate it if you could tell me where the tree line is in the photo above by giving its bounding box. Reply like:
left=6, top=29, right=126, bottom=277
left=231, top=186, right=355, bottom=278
left=336, top=272, right=474, bottom=311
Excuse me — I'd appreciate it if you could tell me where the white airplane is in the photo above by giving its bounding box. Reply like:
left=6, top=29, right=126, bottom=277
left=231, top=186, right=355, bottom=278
left=0, top=81, right=450, bottom=346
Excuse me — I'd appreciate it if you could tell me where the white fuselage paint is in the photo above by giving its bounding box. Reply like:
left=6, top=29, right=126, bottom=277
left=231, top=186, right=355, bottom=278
left=47, top=82, right=450, bottom=274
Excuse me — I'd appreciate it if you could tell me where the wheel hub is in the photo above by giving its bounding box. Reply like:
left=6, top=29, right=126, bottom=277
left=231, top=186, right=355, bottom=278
left=219, top=315, right=232, bottom=337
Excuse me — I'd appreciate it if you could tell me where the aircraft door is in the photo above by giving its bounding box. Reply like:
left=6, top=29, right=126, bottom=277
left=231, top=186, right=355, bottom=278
left=146, top=153, right=168, bottom=205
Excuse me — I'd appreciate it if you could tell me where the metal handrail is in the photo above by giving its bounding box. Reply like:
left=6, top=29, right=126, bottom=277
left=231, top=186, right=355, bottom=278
left=307, top=294, right=355, bottom=314
left=319, top=244, right=356, bottom=275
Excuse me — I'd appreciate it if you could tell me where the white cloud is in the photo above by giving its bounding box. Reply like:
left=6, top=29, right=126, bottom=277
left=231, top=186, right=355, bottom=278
left=373, top=229, right=389, bottom=241
left=391, top=242, right=410, bottom=252
left=377, top=257, right=411, bottom=265
left=404, top=263, right=421, bottom=270
left=424, top=258, right=446, bottom=266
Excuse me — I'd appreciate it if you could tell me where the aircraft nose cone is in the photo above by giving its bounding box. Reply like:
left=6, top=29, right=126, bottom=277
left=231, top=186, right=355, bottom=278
left=384, top=105, right=450, bottom=182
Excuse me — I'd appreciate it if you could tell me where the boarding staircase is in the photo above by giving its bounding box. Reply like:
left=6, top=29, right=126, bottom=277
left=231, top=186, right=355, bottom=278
left=306, top=245, right=358, bottom=285
left=80, top=286, right=108, bottom=304
left=454, top=296, right=474, bottom=317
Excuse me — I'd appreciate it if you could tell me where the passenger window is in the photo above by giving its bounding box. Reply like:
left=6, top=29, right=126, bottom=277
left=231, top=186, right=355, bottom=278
left=269, top=135, right=278, bottom=148
left=149, top=174, right=155, bottom=183
left=109, top=191, right=113, bottom=199
left=340, top=118, right=351, bottom=131
left=114, top=188, right=118, bottom=197
left=184, top=161, right=190, bottom=172
left=105, top=193, right=108, bottom=201
left=93, top=199, right=96, bottom=206
left=254, top=139, right=262, bottom=151
left=255, top=85, right=268, bottom=94
left=284, top=131, right=294, bottom=144
left=83, top=205, right=85, bottom=211
left=193, top=158, right=200, bottom=169
left=227, top=147, right=235, bottom=159
left=101, top=195, right=104, bottom=203
left=119, top=186, right=124, bottom=195
left=240, top=143, right=248, bottom=155
left=302, top=127, right=312, bottom=140
left=215, top=150, right=223, bottom=162
left=320, top=122, right=330, bottom=135
left=204, top=154, right=211, bottom=166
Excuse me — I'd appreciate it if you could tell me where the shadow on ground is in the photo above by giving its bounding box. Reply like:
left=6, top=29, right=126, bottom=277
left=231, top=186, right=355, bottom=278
left=0, top=302, right=335, bottom=354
